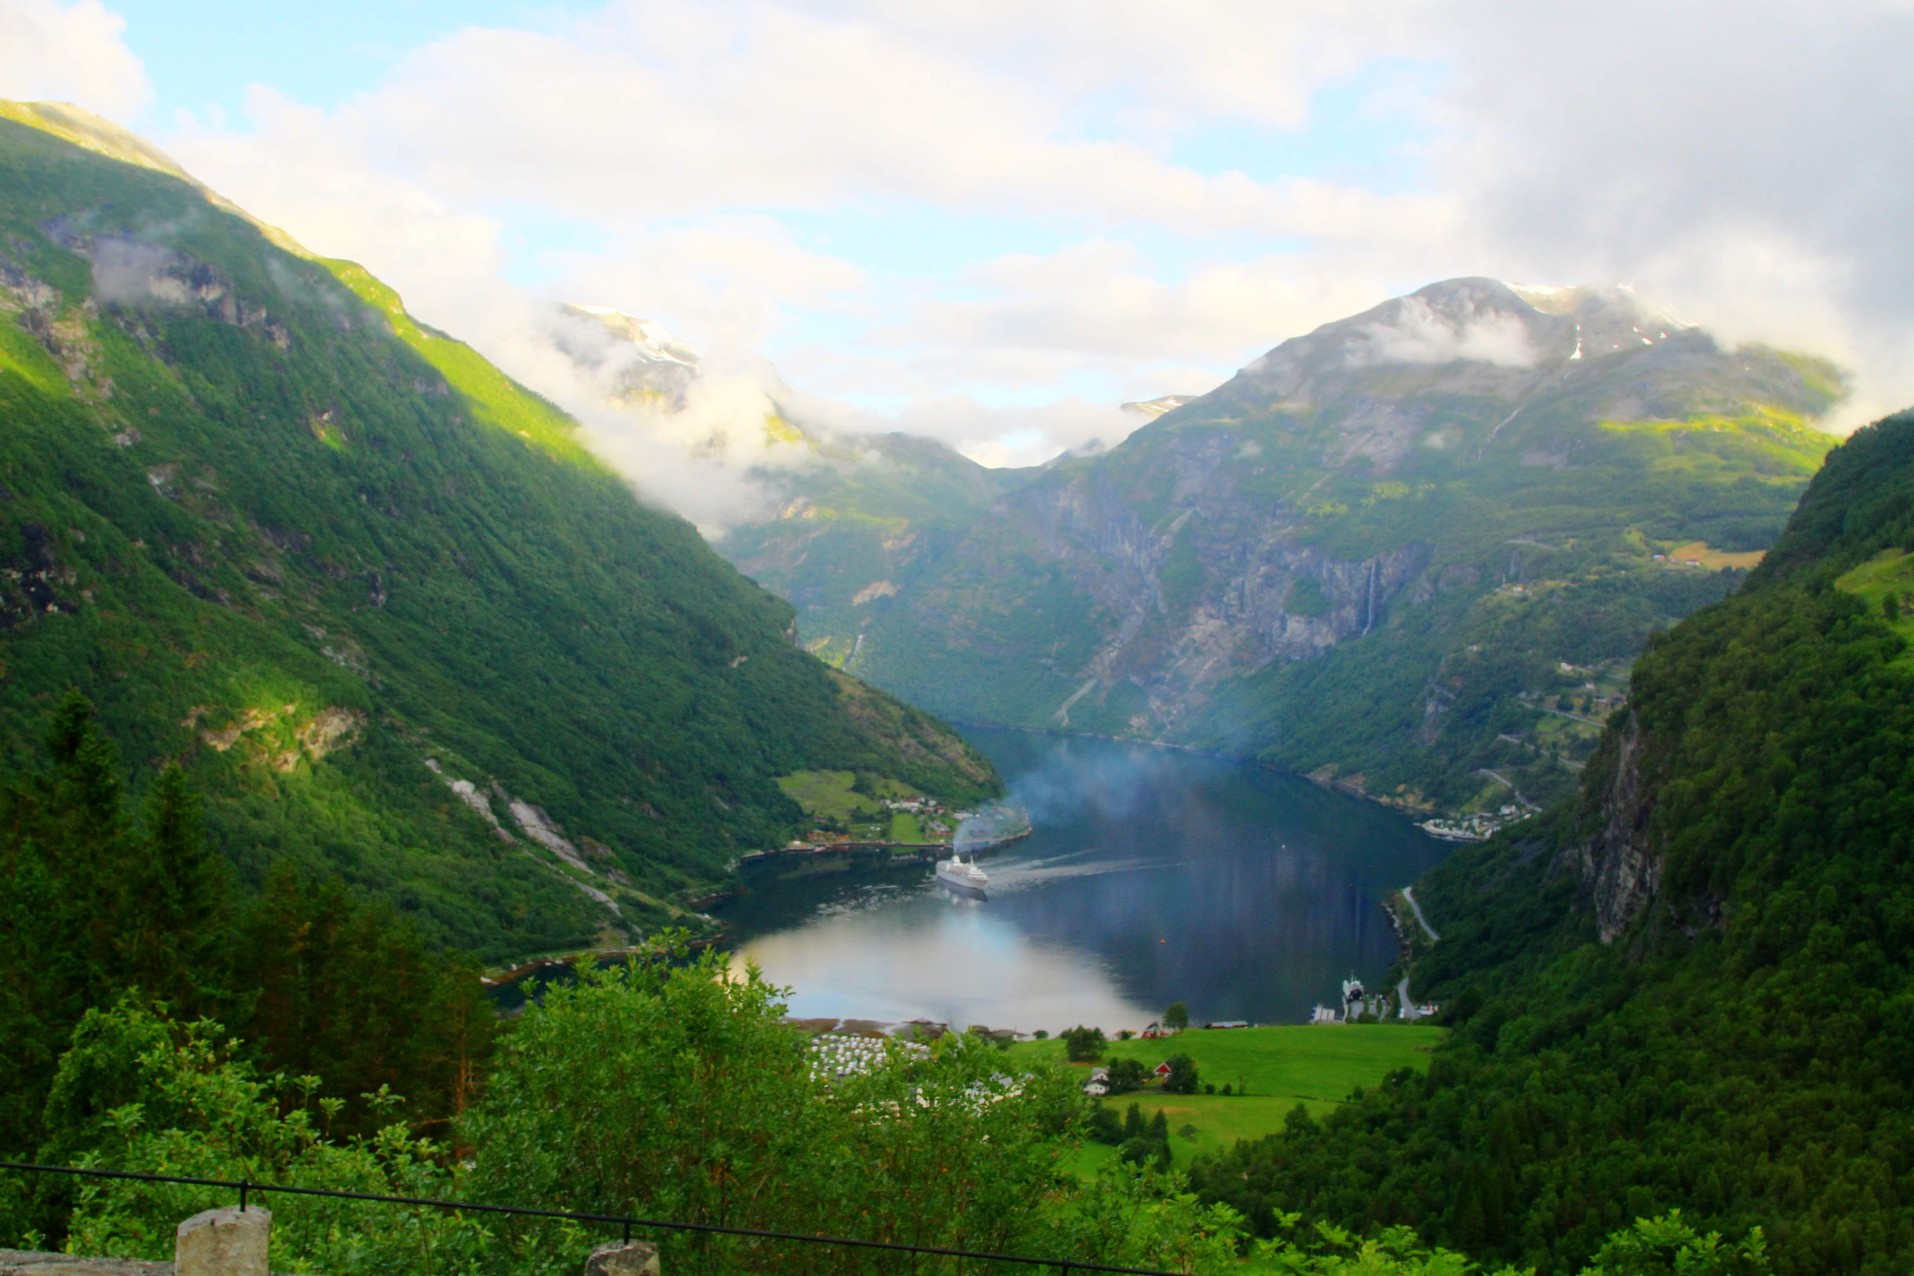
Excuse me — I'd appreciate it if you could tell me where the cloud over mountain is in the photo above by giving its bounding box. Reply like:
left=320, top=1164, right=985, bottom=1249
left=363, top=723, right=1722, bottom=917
left=4, top=0, right=1911, bottom=487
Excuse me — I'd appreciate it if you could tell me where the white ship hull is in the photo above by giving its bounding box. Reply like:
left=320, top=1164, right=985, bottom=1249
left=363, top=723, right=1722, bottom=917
left=935, top=856, right=988, bottom=899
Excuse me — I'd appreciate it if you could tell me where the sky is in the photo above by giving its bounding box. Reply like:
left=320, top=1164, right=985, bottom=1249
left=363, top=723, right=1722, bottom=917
left=4, top=0, right=1914, bottom=489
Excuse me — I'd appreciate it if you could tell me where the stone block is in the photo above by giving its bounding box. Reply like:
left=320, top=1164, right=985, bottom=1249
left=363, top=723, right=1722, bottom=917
left=175, top=1205, right=271, bottom=1276
left=584, top=1240, right=660, bottom=1275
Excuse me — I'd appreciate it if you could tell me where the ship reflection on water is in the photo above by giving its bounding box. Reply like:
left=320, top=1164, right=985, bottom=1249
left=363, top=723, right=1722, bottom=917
left=717, top=727, right=1450, bottom=1033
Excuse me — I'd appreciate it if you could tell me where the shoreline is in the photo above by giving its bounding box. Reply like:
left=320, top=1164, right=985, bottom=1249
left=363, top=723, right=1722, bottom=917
left=487, top=831, right=1034, bottom=992
left=737, top=826, right=1031, bottom=867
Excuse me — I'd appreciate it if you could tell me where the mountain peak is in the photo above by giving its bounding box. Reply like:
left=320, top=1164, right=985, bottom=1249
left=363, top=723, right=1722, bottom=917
left=0, top=100, right=191, bottom=183
left=1120, top=394, right=1198, bottom=420
left=1, top=98, right=314, bottom=258
left=560, top=302, right=699, bottom=368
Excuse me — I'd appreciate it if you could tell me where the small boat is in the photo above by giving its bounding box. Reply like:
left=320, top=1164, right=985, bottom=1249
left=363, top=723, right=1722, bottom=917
left=935, top=853, right=989, bottom=899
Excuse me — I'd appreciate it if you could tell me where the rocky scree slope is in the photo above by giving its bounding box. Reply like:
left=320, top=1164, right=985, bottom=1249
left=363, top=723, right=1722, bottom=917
left=0, top=102, right=996, bottom=960
left=839, top=278, right=1841, bottom=814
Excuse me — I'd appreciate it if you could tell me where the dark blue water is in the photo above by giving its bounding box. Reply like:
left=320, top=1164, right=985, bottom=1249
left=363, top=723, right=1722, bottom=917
left=717, top=729, right=1449, bottom=1033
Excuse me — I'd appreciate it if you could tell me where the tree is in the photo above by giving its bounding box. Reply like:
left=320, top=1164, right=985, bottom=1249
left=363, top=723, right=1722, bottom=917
left=119, top=765, right=228, bottom=1010
left=0, top=694, right=229, bottom=1156
left=1163, top=1052, right=1200, bottom=1095
left=462, top=945, right=1089, bottom=1270
left=40, top=999, right=479, bottom=1272
left=232, top=864, right=497, bottom=1136
left=1164, top=1001, right=1190, bottom=1032
left=1107, top=1057, right=1149, bottom=1093
left=1062, top=1023, right=1107, bottom=1062
left=1582, top=1211, right=1769, bottom=1276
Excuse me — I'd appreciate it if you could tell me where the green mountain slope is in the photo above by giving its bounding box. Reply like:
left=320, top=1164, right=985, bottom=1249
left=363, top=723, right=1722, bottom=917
left=539, top=301, right=1042, bottom=669
left=722, top=430, right=1037, bottom=666
left=837, top=279, right=1840, bottom=814
left=1190, top=409, right=1914, bottom=1274
left=0, top=102, right=995, bottom=960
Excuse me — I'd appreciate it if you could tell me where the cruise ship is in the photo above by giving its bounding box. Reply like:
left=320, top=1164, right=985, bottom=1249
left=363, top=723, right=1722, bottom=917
left=935, top=853, right=988, bottom=899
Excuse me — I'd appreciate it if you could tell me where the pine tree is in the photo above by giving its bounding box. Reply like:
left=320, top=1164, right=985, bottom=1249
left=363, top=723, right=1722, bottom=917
left=119, top=765, right=228, bottom=1009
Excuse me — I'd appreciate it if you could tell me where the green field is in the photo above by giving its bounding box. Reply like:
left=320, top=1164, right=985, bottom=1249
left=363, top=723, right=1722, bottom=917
left=775, top=770, right=950, bottom=843
left=775, top=770, right=879, bottom=823
left=1010, top=1024, right=1445, bottom=1169
left=1836, top=549, right=1914, bottom=666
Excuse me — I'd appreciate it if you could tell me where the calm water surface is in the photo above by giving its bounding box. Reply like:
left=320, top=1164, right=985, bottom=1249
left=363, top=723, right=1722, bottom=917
left=717, top=729, right=1449, bottom=1032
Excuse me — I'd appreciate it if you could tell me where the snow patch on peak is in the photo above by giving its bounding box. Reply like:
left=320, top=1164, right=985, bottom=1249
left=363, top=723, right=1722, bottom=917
left=562, top=303, right=697, bottom=366
left=1505, top=282, right=1580, bottom=315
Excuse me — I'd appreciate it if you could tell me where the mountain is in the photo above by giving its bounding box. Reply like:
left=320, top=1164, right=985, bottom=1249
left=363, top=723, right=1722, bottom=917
left=1120, top=394, right=1198, bottom=419
left=553, top=303, right=701, bottom=410
left=1190, top=407, right=1914, bottom=1274
left=0, top=101, right=997, bottom=961
left=719, top=432, right=1039, bottom=666
left=540, top=301, right=1041, bottom=666
left=817, top=278, right=1842, bottom=814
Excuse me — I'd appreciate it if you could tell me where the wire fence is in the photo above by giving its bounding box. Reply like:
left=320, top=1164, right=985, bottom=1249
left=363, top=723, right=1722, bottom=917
left=0, top=1159, right=1185, bottom=1276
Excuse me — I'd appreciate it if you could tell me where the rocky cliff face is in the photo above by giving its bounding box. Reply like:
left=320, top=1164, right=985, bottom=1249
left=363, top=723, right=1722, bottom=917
left=840, top=278, right=1842, bottom=813
left=1559, top=713, right=1662, bottom=941
left=930, top=435, right=1441, bottom=735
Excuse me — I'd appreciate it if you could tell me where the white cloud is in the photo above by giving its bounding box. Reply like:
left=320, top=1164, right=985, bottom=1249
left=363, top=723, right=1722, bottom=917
left=182, top=2, right=1424, bottom=238
left=1418, top=0, right=1914, bottom=424
left=0, top=0, right=148, bottom=118
left=928, top=242, right=1387, bottom=360
left=549, top=219, right=864, bottom=357
left=829, top=0, right=1407, bottom=131
left=1345, top=295, right=1537, bottom=368
left=797, top=392, right=1141, bottom=470
left=138, top=0, right=1914, bottom=523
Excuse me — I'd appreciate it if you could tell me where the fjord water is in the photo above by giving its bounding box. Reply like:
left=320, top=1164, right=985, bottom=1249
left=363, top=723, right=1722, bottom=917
left=719, top=729, right=1450, bottom=1031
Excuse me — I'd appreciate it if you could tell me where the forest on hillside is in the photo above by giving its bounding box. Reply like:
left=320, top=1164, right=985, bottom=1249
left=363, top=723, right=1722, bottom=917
left=1189, top=412, right=1914, bottom=1275
left=1, top=696, right=1773, bottom=1275
left=0, top=109, right=997, bottom=963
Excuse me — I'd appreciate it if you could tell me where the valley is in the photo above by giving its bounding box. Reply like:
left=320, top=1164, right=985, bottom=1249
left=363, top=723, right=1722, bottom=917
left=698, top=282, right=1842, bottom=821
left=0, top=102, right=997, bottom=964
left=2, top=71, right=1910, bottom=1276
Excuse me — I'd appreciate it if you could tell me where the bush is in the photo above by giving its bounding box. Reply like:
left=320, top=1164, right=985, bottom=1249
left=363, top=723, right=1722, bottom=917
left=1162, top=1052, right=1200, bottom=1095
left=1107, top=1057, right=1149, bottom=1093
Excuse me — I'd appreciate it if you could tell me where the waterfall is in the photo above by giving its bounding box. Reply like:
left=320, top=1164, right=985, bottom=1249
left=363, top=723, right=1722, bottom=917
left=1361, top=560, right=1380, bottom=636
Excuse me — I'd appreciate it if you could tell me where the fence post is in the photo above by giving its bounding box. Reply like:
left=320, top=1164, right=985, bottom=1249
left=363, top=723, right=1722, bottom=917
left=585, top=1240, right=661, bottom=1274
left=175, top=1203, right=271, bottom=1276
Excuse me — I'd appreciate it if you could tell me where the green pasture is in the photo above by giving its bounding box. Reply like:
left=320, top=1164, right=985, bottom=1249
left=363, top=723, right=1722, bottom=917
left=776, top=770, right=948, bottom=842
left=1011, top=1024, right=1445, bottom=1170
left=1837, top=550, right=1914, bottom=665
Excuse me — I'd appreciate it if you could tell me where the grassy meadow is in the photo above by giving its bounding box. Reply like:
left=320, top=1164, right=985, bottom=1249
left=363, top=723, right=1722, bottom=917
left=1010, top=1024, right=1445, bottom=1171
left=775, top=769, right=952, bottom=841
